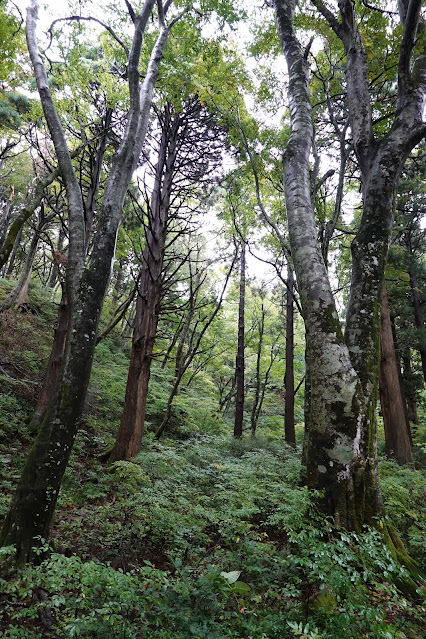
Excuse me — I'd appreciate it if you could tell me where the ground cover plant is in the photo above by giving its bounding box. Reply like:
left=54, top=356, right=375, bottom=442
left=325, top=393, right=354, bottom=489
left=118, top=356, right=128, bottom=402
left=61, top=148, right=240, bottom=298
left=0, top=282, right=425, bottom=638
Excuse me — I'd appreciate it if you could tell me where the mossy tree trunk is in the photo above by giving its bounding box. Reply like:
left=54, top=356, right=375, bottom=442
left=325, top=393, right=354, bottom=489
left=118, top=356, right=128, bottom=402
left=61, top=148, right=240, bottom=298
left=273, top=0, right=426, bottom=530
left=29, top=110, right=113, bottom=432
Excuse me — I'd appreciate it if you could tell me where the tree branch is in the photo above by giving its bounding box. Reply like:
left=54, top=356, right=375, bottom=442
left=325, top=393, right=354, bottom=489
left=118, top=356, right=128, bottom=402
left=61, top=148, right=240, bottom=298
left=398, top=0, right=424, bottom=104
left=47, top=16, right=129, bottom=55
left=26, top=0, right=85, bottom=306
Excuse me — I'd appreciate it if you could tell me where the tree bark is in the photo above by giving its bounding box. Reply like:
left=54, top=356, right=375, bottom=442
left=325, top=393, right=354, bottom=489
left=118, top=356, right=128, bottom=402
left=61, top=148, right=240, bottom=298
left=408, top=269, right=426, bottom=383
left=274, top=0, right=369, bottom=529
left=284, top=264, right=295, bottom=446
left=379, top=285, right=413, bottom=464
left=234, top=242, right=246, bottom=438
left=110, top=102, right=179, bottom=462
left=274, top=0, right=426, bottom=530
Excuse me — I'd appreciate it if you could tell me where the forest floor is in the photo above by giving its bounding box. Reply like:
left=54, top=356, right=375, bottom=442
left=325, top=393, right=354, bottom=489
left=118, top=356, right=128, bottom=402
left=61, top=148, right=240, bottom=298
left=0, top=278, right=425, bottom=638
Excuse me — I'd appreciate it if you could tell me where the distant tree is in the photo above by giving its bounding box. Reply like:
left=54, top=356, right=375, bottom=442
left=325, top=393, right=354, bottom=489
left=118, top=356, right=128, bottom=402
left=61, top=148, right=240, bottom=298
left=249, top=288, right=280, bottom=437
left=234, top=240, right=246, bottom=438
left=284, top=263, right=295, bottom=446
left=379, top=284, right=413, bottom=465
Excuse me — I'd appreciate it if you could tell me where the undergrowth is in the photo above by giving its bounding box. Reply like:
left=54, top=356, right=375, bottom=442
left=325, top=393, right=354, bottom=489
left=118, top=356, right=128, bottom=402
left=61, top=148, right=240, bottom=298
left=0, top=282, right=425, bottom=638
left=1, top=435, right=425, bottom=639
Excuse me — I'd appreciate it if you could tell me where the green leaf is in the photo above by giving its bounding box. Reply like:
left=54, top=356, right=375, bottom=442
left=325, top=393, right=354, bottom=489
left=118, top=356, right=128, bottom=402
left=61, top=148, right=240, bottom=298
left=232, top=580, right=251, bottom=594
left=220, top=570, right=241, bottom=584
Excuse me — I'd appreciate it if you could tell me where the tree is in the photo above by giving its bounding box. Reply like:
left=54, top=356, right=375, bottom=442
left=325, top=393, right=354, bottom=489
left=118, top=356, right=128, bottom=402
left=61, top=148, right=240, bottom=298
left=110, top=97, right=228, bottom=460
left=155, top=252, right=237, bottom=439
left=110, top=100, right=183, bottom=461
left=379, top=284, right=413, bottom=465
left=284, top=263, right=295, bottom=446
left=234, top=240, right=246, bottom=438
left=0, top=0, right=182, bottom=564
left=248, top=287, right=280, bottom=437
left=272, top=0, right=426, bottom=541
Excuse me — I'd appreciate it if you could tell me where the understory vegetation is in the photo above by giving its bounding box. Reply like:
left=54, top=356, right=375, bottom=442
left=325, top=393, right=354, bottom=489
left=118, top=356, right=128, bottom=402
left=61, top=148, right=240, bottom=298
left=0, top=280, right=425, bottom=639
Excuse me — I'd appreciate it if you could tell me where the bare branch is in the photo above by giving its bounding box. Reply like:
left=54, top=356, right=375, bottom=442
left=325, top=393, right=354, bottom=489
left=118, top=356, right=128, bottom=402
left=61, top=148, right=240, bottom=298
left=398, top=0, right=423, bottom=102
left=124, top=0, right=136, bottom=23
left=47, top=16, right=129, bottom=55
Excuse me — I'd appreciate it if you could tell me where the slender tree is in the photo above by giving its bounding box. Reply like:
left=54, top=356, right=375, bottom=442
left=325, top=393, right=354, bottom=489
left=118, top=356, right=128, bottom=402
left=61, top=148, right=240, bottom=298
left=110, top=101, right=180, bottom=462
left=284, top=263, right=295, bottom=446
left=234, top=241, right=246, bottom=438
left=111, top=98, right=228, bottom=460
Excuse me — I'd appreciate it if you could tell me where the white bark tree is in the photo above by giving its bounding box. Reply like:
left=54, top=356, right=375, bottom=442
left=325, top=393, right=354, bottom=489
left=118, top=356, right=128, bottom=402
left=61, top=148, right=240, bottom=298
left=272, top=0, right=425, bottom=558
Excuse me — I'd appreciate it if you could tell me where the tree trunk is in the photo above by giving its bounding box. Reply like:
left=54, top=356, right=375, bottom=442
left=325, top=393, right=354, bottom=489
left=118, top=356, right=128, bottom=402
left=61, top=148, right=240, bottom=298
left=110, top=103, right=179, bottom=462
left=274, top=0, right=425, bottom=530
left=401, top=348, right=419, bottom=425
left=274, top=0, right=371, bottom=529
left=48, top=227, right=65, bottom=289
left=379, top=285, right=413, bottom=464
left=4, top=226, right=22, bottom=277
left=29, top=290, right=68, bottom=433
left=27, top=104, right=115, bottom=430
left=251, top=299, right=265, bottom=437
left=0, top=227, right=39, bottom=312
left=0, top=186, right=15, bottom=250
left=234, top=242, right=246, bottom=438
left=284, top=264, right=295, bottom=446
left=408, top=269, right=426, bottom=383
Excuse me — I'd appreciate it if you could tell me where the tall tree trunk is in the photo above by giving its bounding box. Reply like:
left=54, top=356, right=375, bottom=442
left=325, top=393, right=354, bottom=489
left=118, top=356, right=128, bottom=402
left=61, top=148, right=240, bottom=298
left=27, top=106, right=115, bottom=430
left=0, top=186, right=15, bottom=250
left=408, top=269, right=426, bottom=383
left=251, top=299, right=265, bottom=437
left=379, top=285, right=413, bottom=464
left=234, top=242, right=246, bottom=438
left=274, top=0, right=426, bottom=531
left=174, top=269, right=202, bottom=381
left=284, top=264, right=295, bottom=446
left=0, top=227, right=39, bottom=312
left=4, top=226, right=22, bottom=277
left=110, top=103, right=179, bottom=462
left=401, top=348, right=419, bottom=425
